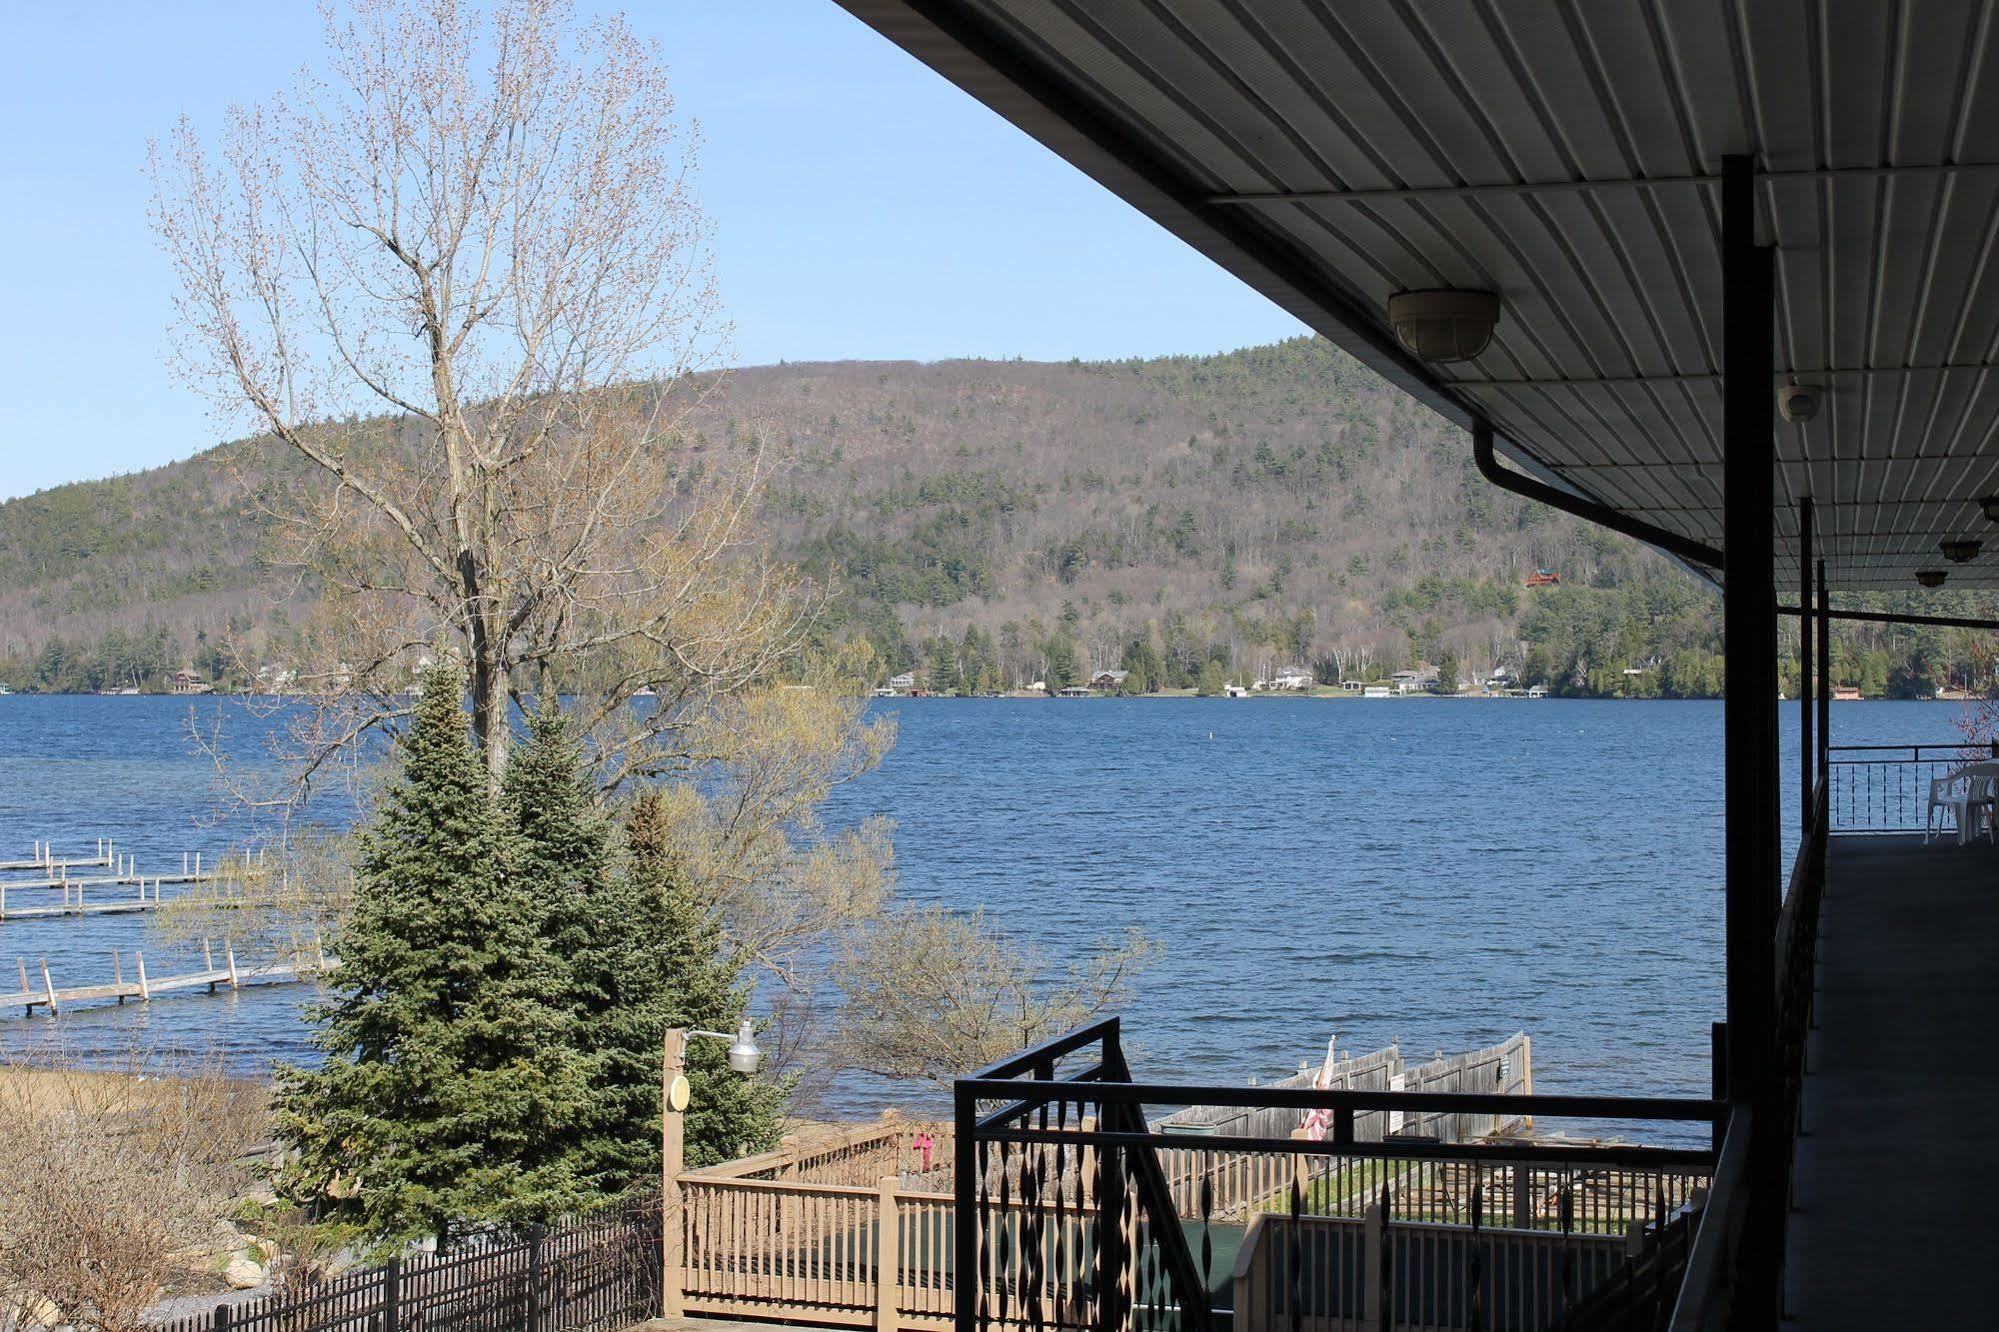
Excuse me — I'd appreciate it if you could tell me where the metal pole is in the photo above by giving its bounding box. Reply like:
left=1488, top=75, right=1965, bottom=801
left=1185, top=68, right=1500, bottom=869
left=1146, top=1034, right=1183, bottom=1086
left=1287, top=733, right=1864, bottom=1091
left=1800, top=496, right=1815, bottom=825
left=953, top=1079, right=977, bottom=1332
left=1723, top=152, right=1780, bottom=1325
left=1817, top=560, right=1831, bottom=787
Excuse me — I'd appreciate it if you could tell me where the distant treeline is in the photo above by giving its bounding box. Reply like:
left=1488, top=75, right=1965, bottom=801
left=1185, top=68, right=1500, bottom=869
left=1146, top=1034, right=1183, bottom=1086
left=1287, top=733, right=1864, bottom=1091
left=1, top=627, right=240, bottom=694
left=6, top=338, right=1998, bottom=700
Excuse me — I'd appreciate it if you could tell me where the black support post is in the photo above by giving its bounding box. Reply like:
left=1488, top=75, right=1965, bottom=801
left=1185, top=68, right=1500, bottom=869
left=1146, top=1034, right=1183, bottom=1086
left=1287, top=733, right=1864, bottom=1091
left=1817, top=560, right=1830, bottom=787
left=1722, top=152, right=1780, bottom=1325
left=954, top=1082, right=977, bottom=1332
left=1800, top=497, right=1815, bottom=827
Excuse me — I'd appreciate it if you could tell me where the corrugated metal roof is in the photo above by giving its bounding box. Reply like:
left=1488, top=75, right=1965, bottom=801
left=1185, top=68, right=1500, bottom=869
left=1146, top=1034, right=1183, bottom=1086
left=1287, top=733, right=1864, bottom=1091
left=839, top=0, right=1999, bottom=590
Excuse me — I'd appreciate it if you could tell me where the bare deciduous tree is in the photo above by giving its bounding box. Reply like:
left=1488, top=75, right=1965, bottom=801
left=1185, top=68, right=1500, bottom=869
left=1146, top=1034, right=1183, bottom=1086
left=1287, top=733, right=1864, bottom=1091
left=0, top=1053, right=264, bottom=1332
left=827, top=907, right=1156, bottom=1089
left=151, top=0, right=809, bottom=798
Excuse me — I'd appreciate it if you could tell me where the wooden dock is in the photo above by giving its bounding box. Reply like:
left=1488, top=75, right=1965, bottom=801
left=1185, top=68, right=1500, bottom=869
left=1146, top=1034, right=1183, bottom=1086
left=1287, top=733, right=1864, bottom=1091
left=0, top=838, right=118, bottom=874
left=0, top=845, right=245, bottom=922
left=1, top=941, right=334, bottom=1016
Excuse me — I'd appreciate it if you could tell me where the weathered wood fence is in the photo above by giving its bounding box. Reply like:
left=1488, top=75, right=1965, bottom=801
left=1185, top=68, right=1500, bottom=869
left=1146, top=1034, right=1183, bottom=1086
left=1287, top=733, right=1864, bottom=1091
left=1232, top=1204, right=1635, bottom=1331
left=1153, top=1034, right=1535, bottom=1222
left=151, top=1202, right=660, bottom=1332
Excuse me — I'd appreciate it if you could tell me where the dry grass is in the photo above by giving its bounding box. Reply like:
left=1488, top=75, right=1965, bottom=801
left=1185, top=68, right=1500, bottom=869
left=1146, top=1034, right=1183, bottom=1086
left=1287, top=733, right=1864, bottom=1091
left=0, top=1053, right=267, bottom=1332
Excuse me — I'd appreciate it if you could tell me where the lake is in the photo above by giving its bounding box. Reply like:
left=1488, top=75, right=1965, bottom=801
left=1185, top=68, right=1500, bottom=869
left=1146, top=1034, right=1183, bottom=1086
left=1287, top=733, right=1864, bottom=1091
left=0, top=694, right=1968, bottom=1125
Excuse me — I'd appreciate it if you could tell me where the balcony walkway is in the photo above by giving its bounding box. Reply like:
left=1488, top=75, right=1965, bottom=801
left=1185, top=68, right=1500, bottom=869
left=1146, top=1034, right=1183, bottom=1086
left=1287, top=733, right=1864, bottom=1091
left=1786, top=834, right=1999, bottom=1327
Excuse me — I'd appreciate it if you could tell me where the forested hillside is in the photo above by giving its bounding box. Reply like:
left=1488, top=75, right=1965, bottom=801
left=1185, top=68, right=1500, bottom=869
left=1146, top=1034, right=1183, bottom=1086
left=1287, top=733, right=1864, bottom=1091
left=1, top=338, right=1989, bottom=696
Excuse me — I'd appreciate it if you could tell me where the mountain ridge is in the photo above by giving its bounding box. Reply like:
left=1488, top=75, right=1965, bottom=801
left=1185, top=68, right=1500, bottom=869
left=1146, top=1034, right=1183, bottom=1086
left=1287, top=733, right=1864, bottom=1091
left=0, top=338, right=1978, bottom=697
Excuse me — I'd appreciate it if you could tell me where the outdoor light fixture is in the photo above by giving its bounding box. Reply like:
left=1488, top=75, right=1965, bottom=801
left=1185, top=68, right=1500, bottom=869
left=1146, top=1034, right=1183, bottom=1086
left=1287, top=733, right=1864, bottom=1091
left=1386, top=288, right=1501, bottom=363
left=682, top=1019, right=763, bottom=1075
left=1982, top=496, right=1999, bottom=524
left=1916, top=569, right=1948, bottom=589
left=1943, top=538, right=1983, bottom=564
left=1776, top=383, right=1822, bottom=423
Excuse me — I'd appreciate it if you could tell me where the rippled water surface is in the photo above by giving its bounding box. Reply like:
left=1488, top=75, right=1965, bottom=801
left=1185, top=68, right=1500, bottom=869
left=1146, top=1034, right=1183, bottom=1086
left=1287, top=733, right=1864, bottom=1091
left=0, top=695, right=1967, bottom=1118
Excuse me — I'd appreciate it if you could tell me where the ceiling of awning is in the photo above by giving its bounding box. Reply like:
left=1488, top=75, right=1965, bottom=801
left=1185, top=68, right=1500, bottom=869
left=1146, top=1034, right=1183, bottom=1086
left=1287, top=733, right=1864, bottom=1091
left=835, top=0, right=1999, bottom=592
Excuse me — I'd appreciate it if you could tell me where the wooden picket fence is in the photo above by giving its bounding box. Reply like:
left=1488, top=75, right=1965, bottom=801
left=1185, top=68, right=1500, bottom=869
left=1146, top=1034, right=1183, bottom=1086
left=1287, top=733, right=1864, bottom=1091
left=150, top=1202, right=660, bottom=1332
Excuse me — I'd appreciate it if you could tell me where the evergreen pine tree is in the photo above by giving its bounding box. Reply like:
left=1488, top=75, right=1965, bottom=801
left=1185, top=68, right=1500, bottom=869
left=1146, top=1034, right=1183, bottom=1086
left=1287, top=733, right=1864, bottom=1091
left=504, top=702, right=611, bottom=962
left=273, top=662, right=587, bottom=1245
left=504, top=701, right=636, bottom=1195
left=616, top=793, right=788, bottom=1171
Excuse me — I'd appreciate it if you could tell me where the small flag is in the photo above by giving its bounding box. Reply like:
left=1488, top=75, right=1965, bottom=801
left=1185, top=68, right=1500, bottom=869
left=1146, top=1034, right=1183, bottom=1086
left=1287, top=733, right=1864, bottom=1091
left=1299, top=1035, right=1338, bottom=1140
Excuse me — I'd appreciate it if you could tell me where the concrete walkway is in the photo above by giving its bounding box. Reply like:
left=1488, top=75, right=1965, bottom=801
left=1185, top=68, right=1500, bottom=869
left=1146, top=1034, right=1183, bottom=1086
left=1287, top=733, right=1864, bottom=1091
left=1785, top=835, right=1999, bottom=1326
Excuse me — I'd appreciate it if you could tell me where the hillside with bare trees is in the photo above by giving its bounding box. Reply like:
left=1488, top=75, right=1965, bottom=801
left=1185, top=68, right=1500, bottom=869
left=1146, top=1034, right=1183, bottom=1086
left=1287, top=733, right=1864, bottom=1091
left=3, top=337, right=1988, bottom=697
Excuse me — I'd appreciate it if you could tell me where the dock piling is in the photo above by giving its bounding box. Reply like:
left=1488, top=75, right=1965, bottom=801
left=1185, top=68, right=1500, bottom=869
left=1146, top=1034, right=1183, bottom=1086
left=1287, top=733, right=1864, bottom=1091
left=135, top=951, right=150, bottom=1001
left=40, top=960, right=57, bottom=1016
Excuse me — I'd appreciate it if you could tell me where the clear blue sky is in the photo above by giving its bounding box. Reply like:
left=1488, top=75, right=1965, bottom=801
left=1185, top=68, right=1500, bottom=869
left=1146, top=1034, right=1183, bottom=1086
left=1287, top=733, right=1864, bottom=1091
left=0, top=1, right=1305, bottom=500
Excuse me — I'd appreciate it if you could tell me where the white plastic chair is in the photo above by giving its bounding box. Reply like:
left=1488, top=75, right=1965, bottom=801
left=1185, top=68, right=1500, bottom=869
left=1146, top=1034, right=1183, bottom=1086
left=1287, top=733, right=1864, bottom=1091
left=1927, top=763, right=1999, bottom=845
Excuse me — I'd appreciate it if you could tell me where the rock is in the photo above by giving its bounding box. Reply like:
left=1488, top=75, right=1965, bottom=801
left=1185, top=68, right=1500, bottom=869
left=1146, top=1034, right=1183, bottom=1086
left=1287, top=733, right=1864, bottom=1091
left=23, top=1297, right=62, bottom=1328
left=224, top=1257, right=265, bottom=1290
left=250, top=1235, right=281, bottom=1262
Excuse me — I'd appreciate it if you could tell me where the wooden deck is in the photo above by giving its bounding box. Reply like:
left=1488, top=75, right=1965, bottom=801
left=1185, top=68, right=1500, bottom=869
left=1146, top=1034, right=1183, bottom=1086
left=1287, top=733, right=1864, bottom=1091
left=1785, top=834, right=1999, bottom=1327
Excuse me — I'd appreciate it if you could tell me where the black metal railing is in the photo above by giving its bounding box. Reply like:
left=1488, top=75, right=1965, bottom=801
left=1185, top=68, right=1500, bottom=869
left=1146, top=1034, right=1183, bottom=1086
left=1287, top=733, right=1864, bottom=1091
left=152, top=1199, right=661, bottom=1332
left=1826, top=741, right=1998, bottom=833
left=1669, top=782, right=1830, bottom=1329
left=955, top=1021, right=1717, bottom=1332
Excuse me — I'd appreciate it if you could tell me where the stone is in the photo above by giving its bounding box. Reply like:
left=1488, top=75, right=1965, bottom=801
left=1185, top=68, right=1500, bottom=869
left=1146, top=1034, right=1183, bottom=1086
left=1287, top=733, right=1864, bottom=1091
left=223, top=1257, right=265, bottom=1290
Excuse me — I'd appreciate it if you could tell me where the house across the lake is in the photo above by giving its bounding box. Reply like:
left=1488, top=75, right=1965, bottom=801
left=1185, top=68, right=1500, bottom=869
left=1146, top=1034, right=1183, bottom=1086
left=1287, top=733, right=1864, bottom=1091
left=1390, top=668, right=1436, bottom=695
left=1266, top=665, right=1313, bottom=690
left=170, top=670, right=212, bottom=696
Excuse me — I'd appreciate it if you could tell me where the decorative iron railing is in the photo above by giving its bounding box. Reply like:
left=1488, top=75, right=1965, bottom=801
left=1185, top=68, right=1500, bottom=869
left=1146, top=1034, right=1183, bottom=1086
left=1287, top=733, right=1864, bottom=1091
left=1826, top=742, right=1998, bottom=833
left=955, top=1023, right=1717, bottom=1332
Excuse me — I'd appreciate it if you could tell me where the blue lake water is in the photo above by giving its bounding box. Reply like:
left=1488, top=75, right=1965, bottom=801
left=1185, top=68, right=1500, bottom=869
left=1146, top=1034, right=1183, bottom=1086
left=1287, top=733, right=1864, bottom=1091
left=0, top=694, right=1971, bottom=1127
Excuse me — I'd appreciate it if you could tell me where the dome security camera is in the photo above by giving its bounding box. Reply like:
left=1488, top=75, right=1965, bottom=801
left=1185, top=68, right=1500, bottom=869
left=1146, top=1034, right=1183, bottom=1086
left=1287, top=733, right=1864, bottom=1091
left=1777, top=383, right=1822, bottom=424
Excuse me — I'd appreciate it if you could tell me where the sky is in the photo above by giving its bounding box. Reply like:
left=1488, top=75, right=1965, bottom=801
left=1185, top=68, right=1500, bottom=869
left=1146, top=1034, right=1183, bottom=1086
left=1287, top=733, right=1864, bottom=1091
left=0, top=1, right=1306, bottom=500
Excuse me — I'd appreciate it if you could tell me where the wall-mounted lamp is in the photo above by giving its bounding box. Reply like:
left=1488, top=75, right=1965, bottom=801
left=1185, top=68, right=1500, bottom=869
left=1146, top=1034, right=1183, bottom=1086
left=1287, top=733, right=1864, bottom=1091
left=1942, top=539, right=1983, bottom=564
left=666, top=1019, right=763, bottom=1116
left=680, top=1018, right=763, bottom=1075
left=1916, top=569, right=1948, bottom=589
left=1981, top=496, right=1999, bottom=524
